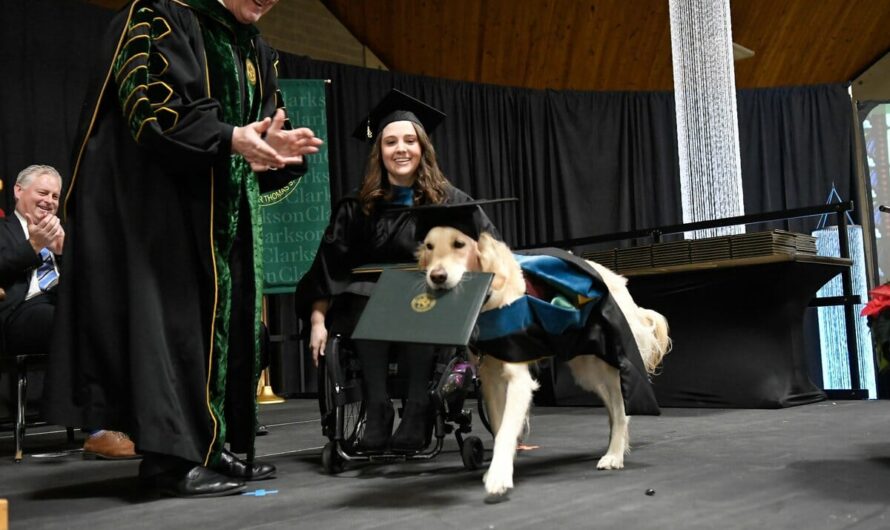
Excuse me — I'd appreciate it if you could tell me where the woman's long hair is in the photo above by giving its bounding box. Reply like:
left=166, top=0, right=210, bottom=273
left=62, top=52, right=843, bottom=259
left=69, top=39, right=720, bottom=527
left=358, top=122, right=451, bottom=214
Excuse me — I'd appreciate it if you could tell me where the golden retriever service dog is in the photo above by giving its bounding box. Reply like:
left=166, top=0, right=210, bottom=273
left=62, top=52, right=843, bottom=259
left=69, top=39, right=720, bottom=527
left=417, top=227, right=670, bottom=500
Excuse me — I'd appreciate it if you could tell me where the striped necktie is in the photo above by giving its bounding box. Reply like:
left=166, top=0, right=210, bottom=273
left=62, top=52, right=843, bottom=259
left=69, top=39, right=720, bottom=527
left=36, top=248, right=59, bottom=292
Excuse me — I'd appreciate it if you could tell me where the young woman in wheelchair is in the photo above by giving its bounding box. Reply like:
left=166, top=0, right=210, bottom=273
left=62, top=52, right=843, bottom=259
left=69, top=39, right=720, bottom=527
left=294, top=90, right=498, bottom=452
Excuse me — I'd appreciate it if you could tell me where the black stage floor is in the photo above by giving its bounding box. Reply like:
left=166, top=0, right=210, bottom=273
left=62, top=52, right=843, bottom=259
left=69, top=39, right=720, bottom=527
left=2, top=399, right=890, bottom=529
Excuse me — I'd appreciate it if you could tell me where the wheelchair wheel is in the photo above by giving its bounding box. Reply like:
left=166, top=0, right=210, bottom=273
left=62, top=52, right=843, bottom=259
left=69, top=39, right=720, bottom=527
left=461, top=435, right=485, bottom=470
left=321, top=441, right=344, bottom=474
left=317, top=335, right=366, bottom=447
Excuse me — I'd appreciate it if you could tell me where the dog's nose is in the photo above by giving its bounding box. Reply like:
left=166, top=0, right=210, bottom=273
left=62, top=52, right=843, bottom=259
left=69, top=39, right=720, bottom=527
left=430, top=268, right=448, bottom=285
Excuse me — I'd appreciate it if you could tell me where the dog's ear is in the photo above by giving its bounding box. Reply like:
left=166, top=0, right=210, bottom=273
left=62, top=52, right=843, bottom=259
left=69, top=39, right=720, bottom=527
left=477, top=232, right=497, bottom=271
left=478, top=232, right=507, bottom=289
left=416, top=241, right=429, bottom=269
left=469, top=238, right=482, bottom=272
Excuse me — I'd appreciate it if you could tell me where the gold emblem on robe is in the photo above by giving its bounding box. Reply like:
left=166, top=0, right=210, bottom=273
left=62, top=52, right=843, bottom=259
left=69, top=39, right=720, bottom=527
left=245, top=58, right=257, bottom=85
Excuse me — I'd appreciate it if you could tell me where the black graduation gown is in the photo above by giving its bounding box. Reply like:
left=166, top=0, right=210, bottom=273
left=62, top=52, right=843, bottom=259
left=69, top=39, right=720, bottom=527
left=45, top=0, right=303, bottom=465
left=294, top=186, right=499, bottom=332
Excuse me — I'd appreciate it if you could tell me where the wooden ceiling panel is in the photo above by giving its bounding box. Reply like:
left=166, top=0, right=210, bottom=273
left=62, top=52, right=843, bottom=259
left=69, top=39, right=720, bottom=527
left=325, top=0, right=890, bottom=91
left=78, top=0, right=890, bottom=91
left=730, top=0, right=890, bottom=87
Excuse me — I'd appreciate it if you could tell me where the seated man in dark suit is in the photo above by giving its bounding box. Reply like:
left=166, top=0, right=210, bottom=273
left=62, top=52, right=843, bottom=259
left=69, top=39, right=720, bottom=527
left=1, top=164, right=136, bottom=459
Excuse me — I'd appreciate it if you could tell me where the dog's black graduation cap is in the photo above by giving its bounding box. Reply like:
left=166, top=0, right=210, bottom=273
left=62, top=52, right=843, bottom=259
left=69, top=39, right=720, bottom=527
left=352, top=89, right=446, bottom=142
left=405, top=197, right=517, bottom=241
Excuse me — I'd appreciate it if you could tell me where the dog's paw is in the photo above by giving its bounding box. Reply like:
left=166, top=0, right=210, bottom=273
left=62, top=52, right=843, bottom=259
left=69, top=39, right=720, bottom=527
left=484, top=475, right=513, bottom=497
left=484, top=492, right=510, bottom=504
left=483, top=462, right=514, bottom=496
left=596, top=454, right=625, bottom=470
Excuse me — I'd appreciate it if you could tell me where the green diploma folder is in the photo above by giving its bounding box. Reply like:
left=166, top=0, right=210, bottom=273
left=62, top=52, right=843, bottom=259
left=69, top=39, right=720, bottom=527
left=351, top=270, right=493, bottom=346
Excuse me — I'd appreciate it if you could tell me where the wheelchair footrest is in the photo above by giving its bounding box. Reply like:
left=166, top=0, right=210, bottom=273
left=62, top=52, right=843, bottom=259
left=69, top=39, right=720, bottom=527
left=368, top=454, right=409, bottom=464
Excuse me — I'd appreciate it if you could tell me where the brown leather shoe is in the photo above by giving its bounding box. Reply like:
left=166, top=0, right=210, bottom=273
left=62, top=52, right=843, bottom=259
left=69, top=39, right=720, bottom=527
left=83, top=431, right=140, bottom=460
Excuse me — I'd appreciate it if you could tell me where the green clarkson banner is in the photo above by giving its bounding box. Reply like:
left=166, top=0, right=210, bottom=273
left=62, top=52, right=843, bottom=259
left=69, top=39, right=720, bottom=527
left=260, top=79, right=331, bottom=294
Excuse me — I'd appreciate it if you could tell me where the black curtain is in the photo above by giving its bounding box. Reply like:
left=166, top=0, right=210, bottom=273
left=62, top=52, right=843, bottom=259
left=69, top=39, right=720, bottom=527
left=2, top=1, right=856, bottom=249
left=279, top=55, right=856, bottom=248
left=0, top=0, right=113, bottom=212
left=277, top=55, right=684, bottom=248
left=738, top=84, right=857, bottom=235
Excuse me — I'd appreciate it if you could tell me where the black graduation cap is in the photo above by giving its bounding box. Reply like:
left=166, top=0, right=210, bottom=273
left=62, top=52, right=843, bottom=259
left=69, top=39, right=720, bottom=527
left=401, top=197, right=518, bottom=241
left=352, top=89, right=446, bottom=142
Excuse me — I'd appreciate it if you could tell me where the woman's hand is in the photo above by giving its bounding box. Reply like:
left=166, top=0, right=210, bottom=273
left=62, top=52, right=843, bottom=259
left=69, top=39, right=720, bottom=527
left=309, top=321, right=328, bottom=367
left=309, top=299, right=330, bottom=367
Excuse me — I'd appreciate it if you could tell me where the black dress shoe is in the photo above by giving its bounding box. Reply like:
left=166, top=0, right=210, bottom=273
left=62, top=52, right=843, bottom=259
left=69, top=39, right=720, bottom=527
left=155, top=465, right=246, bottom=498
left=356, top=401, right=395, bottom=451
left=211, top=449, right=276, bottom=481
left=390, top=400, right=432, bottom=452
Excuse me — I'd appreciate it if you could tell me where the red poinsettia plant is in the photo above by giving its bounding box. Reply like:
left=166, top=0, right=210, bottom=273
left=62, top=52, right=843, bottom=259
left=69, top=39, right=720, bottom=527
left=861, top=283, right=890, bottom=317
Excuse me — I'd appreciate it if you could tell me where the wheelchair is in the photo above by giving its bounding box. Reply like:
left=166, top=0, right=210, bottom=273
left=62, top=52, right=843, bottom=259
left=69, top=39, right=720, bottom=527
left=317, top=332, right=490, bottom=474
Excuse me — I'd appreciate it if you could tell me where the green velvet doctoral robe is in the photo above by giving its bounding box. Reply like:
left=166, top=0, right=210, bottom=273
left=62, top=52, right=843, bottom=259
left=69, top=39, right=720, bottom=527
left=46, top=0, right=304, bottom=465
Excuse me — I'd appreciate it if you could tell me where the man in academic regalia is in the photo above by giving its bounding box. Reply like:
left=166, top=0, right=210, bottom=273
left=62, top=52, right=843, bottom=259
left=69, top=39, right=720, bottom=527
left=45, top=0, right=323, bottom=498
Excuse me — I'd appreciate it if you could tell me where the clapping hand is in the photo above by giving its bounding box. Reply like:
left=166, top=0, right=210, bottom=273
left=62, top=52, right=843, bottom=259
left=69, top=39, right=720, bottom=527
left=263, top=109, right=324, bottom=167
left=26, top=212, right=64, bottom=255
left=232, top=117, right=283, bottom=172
left=232, top=109, right=323, bottom=172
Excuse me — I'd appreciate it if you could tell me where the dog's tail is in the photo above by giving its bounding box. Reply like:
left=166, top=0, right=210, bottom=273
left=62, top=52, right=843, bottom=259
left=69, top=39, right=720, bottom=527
left=635, top=307, right=671, bottom=374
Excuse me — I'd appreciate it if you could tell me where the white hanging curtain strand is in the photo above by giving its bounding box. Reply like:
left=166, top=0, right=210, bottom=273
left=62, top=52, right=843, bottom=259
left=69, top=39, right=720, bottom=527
left=669, top=0, right=745, bottom=238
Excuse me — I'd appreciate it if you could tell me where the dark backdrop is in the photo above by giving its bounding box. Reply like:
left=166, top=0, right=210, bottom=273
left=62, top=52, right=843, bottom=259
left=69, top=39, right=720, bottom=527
left=1, top=0, right=113, bottom=211
left=279, top=55, right=857, bottom=248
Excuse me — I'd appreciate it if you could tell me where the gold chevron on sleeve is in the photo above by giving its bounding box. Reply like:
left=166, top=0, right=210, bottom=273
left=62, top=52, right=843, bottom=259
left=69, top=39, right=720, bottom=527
left=149, top=52, right=169, bottom=77
left=156, top=107, right=179, bottom=132
left=147, top=81, right=174, bottom=106
left=121, top=33, right=150, bottom=53
left=128, top=21, right=151, bottom=33
left=151, top=16, right=172, bottom=41
left=117, top=63, right=148, bottom=91
left=121, top=84, right=148, bottom=115
left=128, top=96, right=151, bottom=124
left=134, top=115, right=158, bottom=143
left=115, top=53, right=149, bottom=84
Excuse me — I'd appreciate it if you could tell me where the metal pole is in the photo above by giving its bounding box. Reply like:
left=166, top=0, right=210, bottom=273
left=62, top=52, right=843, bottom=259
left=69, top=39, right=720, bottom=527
left=836, top=212, right=861, bottom=390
